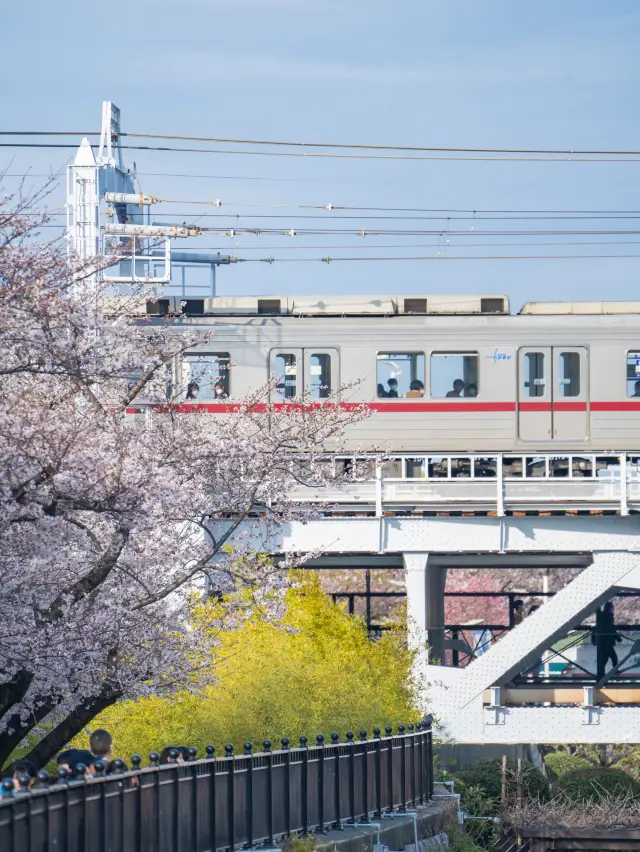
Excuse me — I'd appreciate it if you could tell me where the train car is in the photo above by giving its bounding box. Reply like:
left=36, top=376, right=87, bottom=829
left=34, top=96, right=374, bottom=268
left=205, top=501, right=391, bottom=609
left=123, top=293, right=640, bottom=453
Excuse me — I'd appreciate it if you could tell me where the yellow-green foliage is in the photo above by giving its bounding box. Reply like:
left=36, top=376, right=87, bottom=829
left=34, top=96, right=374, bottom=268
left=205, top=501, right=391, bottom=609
left=78, top=573, right=419, bottom=761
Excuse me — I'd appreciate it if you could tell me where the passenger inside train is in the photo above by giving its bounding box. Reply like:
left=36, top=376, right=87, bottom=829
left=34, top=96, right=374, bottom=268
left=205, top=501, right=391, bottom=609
left=446, top=379, right=465, bottom=398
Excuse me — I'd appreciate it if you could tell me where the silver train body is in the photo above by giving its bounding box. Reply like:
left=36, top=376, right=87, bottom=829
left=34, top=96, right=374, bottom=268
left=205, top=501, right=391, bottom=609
left=127, top=293, right=640, bottom=453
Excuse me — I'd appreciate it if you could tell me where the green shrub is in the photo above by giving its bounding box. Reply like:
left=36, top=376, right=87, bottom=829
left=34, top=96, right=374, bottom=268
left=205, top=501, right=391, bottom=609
left=544, top=750, right=590, bottom=781
left=457, top=757, right=549, bottom=806
left=552, top=766, right=640, bottom=802
left=448, top=830, right=485, bottom=852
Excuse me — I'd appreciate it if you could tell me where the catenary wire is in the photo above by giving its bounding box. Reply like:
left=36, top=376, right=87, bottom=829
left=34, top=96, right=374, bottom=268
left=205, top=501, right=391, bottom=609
left=4, top=129, right=640, bottom=157
left=2, top=142, right=640, bottom=163
left=236, top=254, right=640, bottom=262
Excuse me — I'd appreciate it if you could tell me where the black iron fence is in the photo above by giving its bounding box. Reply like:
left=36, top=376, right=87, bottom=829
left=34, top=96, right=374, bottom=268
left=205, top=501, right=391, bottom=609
left=0, top=718, right=433, bottom=852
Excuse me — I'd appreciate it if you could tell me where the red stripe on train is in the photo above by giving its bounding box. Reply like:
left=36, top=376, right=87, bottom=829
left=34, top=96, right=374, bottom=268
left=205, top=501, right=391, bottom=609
left=124, top=400, right=640, bottom=414
left=592, top=401, right=640, bottom=411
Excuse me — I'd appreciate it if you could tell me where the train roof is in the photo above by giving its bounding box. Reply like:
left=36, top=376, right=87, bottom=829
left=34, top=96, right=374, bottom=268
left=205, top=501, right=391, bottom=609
left=519, top=301, right=640, bottom=315
left=101, top=293, right=640, bottom=318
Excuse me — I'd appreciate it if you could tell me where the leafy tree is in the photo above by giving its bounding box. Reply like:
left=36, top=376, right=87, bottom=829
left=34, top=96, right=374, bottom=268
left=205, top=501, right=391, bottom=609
left=70, top=573, right=420, bottom=758
left=0, top=187, right=367, bottom=770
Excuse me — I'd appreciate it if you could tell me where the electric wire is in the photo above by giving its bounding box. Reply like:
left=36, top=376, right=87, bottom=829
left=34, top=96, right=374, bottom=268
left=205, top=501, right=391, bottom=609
left=2, top=142, right=640, bottom=162
left=4, top=129, right=640, bottom=157
left=236, top=254, right=640, bottom=262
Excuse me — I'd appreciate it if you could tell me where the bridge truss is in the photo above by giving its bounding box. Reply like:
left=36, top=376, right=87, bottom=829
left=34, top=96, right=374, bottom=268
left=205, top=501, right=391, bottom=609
left=211, top=467, right=640, bottom=744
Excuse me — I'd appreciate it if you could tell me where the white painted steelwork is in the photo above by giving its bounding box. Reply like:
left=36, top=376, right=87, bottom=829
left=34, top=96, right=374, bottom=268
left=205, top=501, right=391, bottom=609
left=66, top=138, right=99, bottom=273
left=102, top=234, right=171, bottom=284
left=283, top=452, right=640, bottom=516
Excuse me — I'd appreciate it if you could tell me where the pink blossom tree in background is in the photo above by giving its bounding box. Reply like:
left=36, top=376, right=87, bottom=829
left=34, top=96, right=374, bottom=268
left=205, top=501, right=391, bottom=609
left=0, top=185, right=368, bottom=770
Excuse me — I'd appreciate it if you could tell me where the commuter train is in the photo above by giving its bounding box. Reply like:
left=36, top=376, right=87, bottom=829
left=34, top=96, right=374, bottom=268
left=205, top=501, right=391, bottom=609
left=120, top=293, right=640, bottom=453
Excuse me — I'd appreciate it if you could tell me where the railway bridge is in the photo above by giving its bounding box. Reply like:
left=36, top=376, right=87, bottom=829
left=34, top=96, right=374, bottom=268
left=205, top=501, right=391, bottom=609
left=213, top=450, right=640, bottom=745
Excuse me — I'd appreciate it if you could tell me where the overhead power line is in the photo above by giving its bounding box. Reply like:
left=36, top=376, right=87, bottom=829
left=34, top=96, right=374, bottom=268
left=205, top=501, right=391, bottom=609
left=3, top=130, right=640, bottom=157
left=238, top=254, right=640, bottom=263
left=1, top=142, right=640, bottom=163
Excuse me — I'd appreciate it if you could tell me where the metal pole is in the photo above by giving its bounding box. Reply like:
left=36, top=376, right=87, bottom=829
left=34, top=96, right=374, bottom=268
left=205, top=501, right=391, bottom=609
left=398, top=725, right=407, bottom=812
left=360, top=730, right=369, bottom=821
left=347, top=731, right=356, bottom=823
left=385, top=726, right=394, bottom=813
left=282, top=738, right=291, bottom=836
left=244, top=742, right=254, bottom=848
left=316, top=735, right=325, bottom=833
left=374, top=728, right=382, bottom=817
left=206, top=745, right=217, bottom=851
left=408, top=724, right=416, bottom=805
left=331, top=733, right=343, bottom=830
left=300, top=736, right=309, bottom=835
left=264, top=741, right=274, bottom=847
left=225, top=744, right=235, bottom=851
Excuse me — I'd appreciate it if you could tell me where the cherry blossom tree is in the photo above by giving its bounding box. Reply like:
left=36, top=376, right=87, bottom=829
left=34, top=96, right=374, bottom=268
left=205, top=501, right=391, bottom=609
left=0, top=185, right=368, bottom=770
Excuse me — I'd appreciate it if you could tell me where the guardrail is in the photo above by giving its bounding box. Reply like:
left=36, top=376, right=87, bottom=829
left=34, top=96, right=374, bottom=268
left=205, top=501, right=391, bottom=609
left=289, top=452, right=640, bottom=516
left=0, top=719, right=433, bottom=852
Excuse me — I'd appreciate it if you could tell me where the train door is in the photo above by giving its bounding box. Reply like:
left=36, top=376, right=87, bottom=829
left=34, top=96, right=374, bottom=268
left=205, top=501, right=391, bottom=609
left=304, top=349, right=338, bottom=399
left=270, top=349, right=302, bottom=399
left=269, top=349, right=338, bottom=399
left=518, top=348, right=552, bottom=440
left=552, top=347, right=588, bottom=441
left=517, top=347, right=588, bottom=441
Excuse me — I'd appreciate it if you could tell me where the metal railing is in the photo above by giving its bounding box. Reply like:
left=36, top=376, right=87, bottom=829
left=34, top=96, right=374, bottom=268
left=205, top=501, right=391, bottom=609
left=287, top=452, right=640, bottom=516
left=0, top=720, right=433, bottom=852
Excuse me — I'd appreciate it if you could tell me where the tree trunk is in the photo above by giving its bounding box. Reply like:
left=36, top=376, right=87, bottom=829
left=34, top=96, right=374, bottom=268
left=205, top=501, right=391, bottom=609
left=0, top=668, right=33, bottom=719
left=17, top=689, right=122, bottom=771
left=0, top=694, right=60, bottom=770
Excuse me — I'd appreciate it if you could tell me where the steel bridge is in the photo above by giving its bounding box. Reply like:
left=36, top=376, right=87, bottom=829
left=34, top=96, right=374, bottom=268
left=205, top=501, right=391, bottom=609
left=212, top=453, right=640, bottom=745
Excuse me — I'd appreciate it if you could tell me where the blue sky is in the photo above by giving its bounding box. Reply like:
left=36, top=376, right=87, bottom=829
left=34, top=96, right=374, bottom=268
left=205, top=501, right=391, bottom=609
left=3, top=0, right=640, bottom=308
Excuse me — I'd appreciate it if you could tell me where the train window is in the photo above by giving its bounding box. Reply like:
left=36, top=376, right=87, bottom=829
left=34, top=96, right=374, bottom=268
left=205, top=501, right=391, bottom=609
left=558, top=352, right=580, bottom=397
left=523, top=352, right=545, bottom=398
left=309, top=353, right=331, bottom=399
left=183, top=353, right=230, bottom=400
left=376, top=353, right=425, bottom=399
left=627, top=352, right=640, bottom=397
left=405, top=458, right=426, bottom=478
left=274, top=353, right=298, bottom=398
left=430, top=353, right=478, bottom=398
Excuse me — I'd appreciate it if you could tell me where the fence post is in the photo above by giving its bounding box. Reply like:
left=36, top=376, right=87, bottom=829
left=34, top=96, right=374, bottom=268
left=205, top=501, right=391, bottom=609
left=424, top=715, right=434, bottom=799
left=331, top=733, right=343, bottom=830
left=244, top=742, right=254, bottom=849
left=282, top=738, right=291, bottom=837
left=300, top=736, right=309, bottom=835
left=225, top=743, right=235, bottom=852
left=131, top=754, right=143, bottom=852
left=407, top=724, right=416, bottom=805
left=263, top=741, right=274, bottom=847
left=398, top=725, right=407, bottom=812
left=149, top=753, right=160, bottom=852
left=373, top=728, right=382, bottom=817
left=188, top=747, right=199, bottom=851
left=385, top=725, right=394, bottom=813
left=316, top=735, right=326, bottom=833
left=346, top=731, right=356, bottom=824
left=206, top=745, right=217, bottom=852
left=359, top=730, right=369, bottom=822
